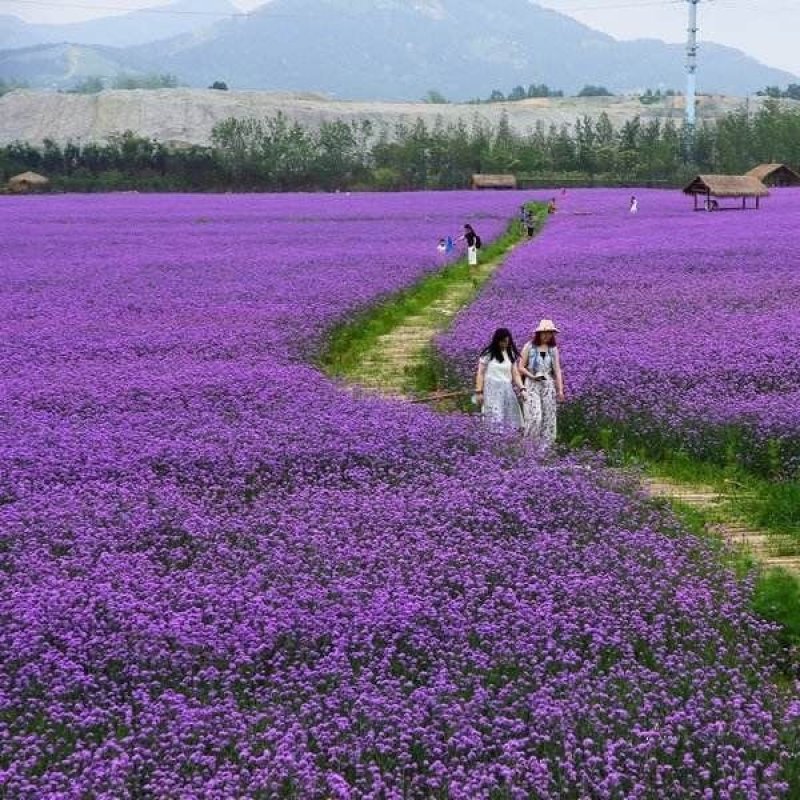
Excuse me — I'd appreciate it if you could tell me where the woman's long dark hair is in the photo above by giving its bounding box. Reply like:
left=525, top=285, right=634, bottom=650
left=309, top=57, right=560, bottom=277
left=481, top=327, right=520, bottom=363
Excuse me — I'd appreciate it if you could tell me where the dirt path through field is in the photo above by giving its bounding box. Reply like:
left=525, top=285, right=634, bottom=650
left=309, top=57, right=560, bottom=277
left=644, top=478, right=799, bottom=576
left=352, top=247, right=517, bottom=397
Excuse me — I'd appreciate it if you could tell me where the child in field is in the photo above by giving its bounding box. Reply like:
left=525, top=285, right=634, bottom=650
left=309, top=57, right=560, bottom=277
left=517, top=319, right=565, bottom=446
left=437, top=236, right=455, bottom=256
left=629, top=195, right=638, bottom=214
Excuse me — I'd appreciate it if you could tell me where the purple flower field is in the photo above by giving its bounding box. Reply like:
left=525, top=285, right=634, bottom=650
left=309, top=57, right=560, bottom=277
left=439, top=188, right=800, bottom=477
left=1, top=192, right=797, bottom=798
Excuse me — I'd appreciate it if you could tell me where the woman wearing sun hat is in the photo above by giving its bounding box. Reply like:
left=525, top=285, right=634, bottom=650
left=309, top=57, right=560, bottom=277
left=518, top=319, right=565, bottom=445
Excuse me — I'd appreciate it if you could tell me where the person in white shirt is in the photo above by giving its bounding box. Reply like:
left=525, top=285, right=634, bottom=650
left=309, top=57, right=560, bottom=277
left=473, top=327, right=526, bottom=431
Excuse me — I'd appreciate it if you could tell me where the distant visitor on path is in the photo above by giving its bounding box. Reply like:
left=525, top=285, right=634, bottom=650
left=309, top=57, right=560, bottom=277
left=547, top=198, right=557, bottom=215
left=524, top=208, right=536, bottom=237
left=518, top=319, right=565, bottom=446
left=629, top=195, right=638, bottom=214
left=474, top=327, right=525, bottom=431
left=459, top=223, right=481, bottom=266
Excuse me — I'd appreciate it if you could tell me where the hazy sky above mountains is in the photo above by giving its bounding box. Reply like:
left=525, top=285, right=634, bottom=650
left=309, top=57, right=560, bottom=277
left=6, top=0, right=800, bottom=76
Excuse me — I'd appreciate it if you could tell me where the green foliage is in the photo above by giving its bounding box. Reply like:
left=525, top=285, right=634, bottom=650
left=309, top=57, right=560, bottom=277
left=638, top=88, right=680, bottom=105
left=527, top=83, right=562, bottom=98
left=0, top=78, right=27, bottom=96
left=422, top=90, right=448, bottom=104
left=730, top=481, right=800, bottom=543
left=111, top=73, right=180, bottom=90
left=480, top=84, right=563, bottom=103
left=70, top=76, right=105, bottom=94
left=578, top=85, right=613, bottom=97
left=752, top=568, right=800, bottom=650
left=756, top=84, right=800, bottom=100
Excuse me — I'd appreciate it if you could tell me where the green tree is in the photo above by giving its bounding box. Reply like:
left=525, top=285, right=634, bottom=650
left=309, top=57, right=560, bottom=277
left=112, top=73, right=179, bottom=90
left=577, top=85, right=613, bottom=97
left=71, top=76, right=105, bottom=94
left=714, top=107, right=753, bottom=173
left=575, top=115, right=598, bottom=176
left=422, top=90, right=448, bottom=104
left=315, top=120, right=368, bottom=189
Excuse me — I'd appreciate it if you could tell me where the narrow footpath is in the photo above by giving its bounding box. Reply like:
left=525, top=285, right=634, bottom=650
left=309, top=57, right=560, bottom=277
left=645, top=478, right=800, bottom=575
left=354, top=250, right=514, bottom=397
left=331, top=214, right=799, bottom=579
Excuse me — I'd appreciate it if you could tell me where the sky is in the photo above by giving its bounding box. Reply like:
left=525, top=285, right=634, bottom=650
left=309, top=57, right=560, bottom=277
left=3, top=0, right=800, bottom=77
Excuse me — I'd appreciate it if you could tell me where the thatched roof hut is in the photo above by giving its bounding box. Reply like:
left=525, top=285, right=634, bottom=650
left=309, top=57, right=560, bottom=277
left=745, top=163, right=800, bottom=187
left=8, top=171, right=50, bottom=194
left=471, top=173, right=517, bottom=190
left=682, top=174, right=769, bottom=210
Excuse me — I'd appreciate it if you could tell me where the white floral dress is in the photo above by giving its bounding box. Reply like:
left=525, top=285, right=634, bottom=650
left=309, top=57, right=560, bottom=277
left=479, top=353, right=523, bottom=431
left=523, top=345, right=558, bottom=445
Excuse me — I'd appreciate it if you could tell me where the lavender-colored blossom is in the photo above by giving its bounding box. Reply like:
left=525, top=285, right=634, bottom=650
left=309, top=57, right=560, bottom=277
left=0, top=191, right=795, bottom=798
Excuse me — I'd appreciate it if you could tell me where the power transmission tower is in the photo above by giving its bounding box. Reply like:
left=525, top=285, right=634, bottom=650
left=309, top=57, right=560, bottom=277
left=685, top=0, right=701, bottom=132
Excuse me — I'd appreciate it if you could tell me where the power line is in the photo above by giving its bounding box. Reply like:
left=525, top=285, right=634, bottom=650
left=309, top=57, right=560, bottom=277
left=555, top=0, right=683, bottom=11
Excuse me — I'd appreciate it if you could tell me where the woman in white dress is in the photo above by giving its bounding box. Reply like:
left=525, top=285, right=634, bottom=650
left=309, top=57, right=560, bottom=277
left=518, top=319, right=565, bottom=446
left=474, top=328, right=526, bottom=431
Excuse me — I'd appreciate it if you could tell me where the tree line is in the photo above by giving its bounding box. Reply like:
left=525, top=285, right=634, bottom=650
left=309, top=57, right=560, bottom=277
left=2, top=100, right=799, bottom=192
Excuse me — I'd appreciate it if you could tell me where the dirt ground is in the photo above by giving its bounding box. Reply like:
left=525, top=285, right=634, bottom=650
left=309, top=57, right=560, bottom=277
left=1, top=88, right=792, bottom=148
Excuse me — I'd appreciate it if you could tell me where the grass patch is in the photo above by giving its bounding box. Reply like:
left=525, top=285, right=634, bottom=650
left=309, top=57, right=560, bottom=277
left=752, top=567, right=800, bottom=651
left=561, top=404, right=800, bottom=552
left=647, top=460, right=799, bottom=553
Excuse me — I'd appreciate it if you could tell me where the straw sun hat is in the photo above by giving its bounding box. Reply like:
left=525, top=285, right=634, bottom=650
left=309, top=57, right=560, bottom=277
left=534, top=319, right=559, bottom=333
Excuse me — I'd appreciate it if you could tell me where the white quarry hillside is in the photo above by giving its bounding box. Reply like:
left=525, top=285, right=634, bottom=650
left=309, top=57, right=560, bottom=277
left=0, top=88, right=782, bottom=148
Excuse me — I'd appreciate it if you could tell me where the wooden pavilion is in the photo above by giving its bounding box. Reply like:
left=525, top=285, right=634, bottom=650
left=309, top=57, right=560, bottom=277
left=471, top=173, right=517, bottom=190
left=7, top=171, right=50, bottom=194
left=682, top=174, right=769, bottom=211
left=745, top=163, right=800, bottom=187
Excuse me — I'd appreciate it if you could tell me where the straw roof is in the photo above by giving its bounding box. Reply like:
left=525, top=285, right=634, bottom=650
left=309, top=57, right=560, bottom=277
left=682, top=174, right=769, bottom=198
left=745, top=163, right=800, bottom=185
left=8, top=171, right=50, bottom=192
left=471, top=173, right=517, bottom=189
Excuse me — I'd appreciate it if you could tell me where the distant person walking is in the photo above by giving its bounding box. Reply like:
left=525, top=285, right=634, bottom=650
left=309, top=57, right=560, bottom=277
left=518, top=319, right=565, bottom=446
left=474, top=327, right=526, bottom=431
left=547, top=197, right=557, bottom=215
left=629, top=195, right=638, bottom=214
left=524, top=207, right=536, bottom=237
left=458, top=223, right=481, bottom=266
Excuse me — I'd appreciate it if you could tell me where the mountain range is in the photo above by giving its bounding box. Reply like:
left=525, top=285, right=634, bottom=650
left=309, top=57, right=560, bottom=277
left=0, top=0, right=238, bottom=50
left=1, top=0, right=796, bottom=100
